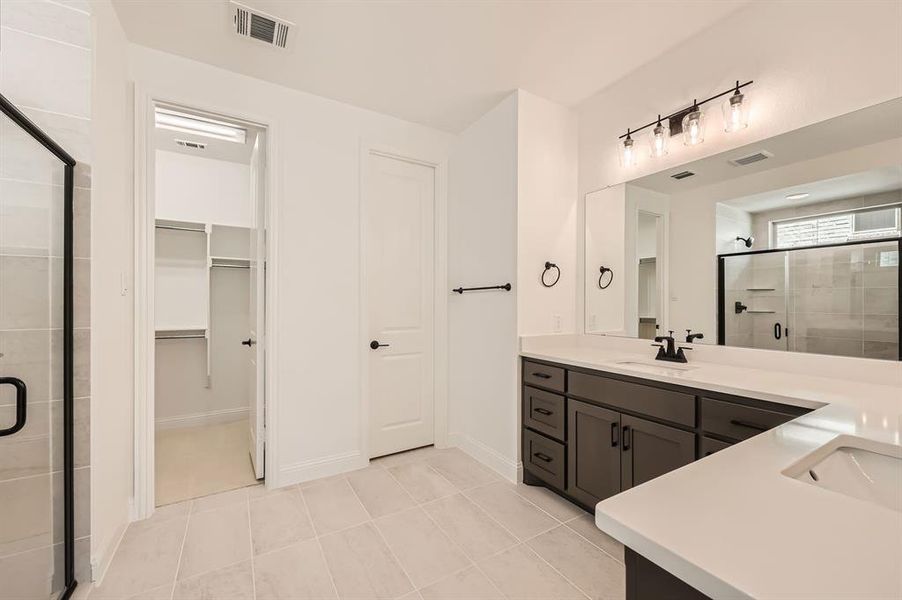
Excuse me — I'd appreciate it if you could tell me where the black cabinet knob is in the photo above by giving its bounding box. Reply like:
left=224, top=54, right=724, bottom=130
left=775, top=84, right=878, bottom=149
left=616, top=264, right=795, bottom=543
left=370, top=340, right=389, bottom=350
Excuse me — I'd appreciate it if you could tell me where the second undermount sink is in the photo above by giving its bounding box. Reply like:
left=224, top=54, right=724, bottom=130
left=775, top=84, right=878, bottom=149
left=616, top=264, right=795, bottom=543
left=613, top=359, right=700, bottom=375
left=783, top=436, right=902, bottom=513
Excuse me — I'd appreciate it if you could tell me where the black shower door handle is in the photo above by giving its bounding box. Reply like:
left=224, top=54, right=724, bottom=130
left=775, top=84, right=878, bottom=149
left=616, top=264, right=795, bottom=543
left=774, top=322, right=782, bottom=340
left=0, top=377, right=27, bottom=437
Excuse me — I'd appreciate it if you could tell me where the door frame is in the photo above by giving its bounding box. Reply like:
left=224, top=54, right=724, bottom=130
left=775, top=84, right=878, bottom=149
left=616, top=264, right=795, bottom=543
left=133, top=87, right=279, bottom=519
left=358, top=141, right=449, bottom=459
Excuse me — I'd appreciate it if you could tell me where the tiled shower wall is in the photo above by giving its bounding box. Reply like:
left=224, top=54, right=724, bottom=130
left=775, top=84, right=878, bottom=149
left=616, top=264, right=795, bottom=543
left=0, top=0, right=93, bottom=591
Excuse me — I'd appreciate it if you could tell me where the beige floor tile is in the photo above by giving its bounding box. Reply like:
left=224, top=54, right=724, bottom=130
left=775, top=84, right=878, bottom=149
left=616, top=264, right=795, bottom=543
left=465, top=482, right=558, bottom=541
left=527, top=525, right=624, bottom=600
left=564, top=515, right=624, bottom=563
left=125, top=584, right=173, bottom=600
left=191, top=487, right=249, bottom=514
left=253, top=539, right=337, bottom=600
left=477, top=544, right=585, bottom=600
left=172, top=560, right=255, bottom=600
left=302, top=479, right=369, bottom=535
left=250, top=487, right=315, bottom=555
left=155, top=420, right=258, bottom=506
left=90, top=517, right=186, bottom=599
left=370, top=445, right=439, bottom=469
left=375, top=507, right=470, bottom=589
left=511, top=482, right=586, bottom=523
left=418, top=566, right=503, bottom=600
left=388, top=462, right=457, bottom=504
left=319, top=523, right=413, bottom=599
left=348, top=468, right=416, bottom=518
left=422, top=494, right=516, bottom=562
left=177, top=503, right=251, bottom=581
left=425, top=450, right=498, bottom=491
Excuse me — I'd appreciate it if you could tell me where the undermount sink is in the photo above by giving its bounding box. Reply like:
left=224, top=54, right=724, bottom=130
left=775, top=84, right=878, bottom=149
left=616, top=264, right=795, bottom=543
left=613, top=360, right=699, bottom=374
left=783, top=435, right=902, bottom=513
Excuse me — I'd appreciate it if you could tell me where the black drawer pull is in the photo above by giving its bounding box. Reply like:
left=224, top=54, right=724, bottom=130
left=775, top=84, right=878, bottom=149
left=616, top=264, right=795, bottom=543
left=622, top=425, right=631, bottom=451
left=610, top=422, right=619, bottom=447
left=729, top=419, right=768, bottom=432
left=531, top=372, right=552, bottom=379
left=533, top=452, right=553, bottom=463
left=533, top=407, right=553, bottom=416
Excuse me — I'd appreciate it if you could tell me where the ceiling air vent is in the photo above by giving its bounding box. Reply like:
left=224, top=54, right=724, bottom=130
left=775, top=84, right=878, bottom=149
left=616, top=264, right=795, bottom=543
left=729, top=150, right=773, bottom=167
left=175, top=139, right=207, bottom=150
left=231, top=2, right=293, bottom=49
left=670, top=170, right=695, bottom=180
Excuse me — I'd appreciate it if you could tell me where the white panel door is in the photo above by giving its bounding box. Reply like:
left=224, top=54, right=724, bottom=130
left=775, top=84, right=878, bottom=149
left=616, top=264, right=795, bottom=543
left=366, top=153, right=435, bottom=458
left=248, top=132, right=266, bottom=479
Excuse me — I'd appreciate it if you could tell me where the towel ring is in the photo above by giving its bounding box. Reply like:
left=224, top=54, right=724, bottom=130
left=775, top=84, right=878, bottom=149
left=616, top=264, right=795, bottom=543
left=598, top=266, right=614, bottom=289
left=541, top=261, right=560, bottom=288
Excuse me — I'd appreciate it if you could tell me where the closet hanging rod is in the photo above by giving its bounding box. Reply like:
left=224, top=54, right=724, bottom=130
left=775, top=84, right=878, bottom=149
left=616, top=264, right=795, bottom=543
left=155, top=224, right=206, bottom=233
left=452, top=283, right=512, bottom=294
left=155, top=333, right=206, bottom=340
left=210, top=264, right=250, bottom=269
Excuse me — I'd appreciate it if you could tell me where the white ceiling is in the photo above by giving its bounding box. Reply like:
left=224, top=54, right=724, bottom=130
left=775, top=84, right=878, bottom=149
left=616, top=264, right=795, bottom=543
left=111, top=0, right=747, bottom=133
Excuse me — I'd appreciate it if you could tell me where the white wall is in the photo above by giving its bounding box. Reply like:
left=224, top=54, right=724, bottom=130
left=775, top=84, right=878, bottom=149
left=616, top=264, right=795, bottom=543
left=517, top=91, right=578, bottom=336
left=91, top=0, right=133, bottom=584
left=576, top=0, right=902, bottom=332
left=585, top=185, right=626, bottom=334
left=128, top=45, right=454, bottom=486
left=155, top=150, right=251, bottom=227
left=447, top=93, right=520, bottom=477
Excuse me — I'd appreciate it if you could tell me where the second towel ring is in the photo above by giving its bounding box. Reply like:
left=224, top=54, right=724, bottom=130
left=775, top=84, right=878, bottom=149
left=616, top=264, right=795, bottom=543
left=541, top=261, right=560, bottom=287
left=598, top=266, right=614, bottom=289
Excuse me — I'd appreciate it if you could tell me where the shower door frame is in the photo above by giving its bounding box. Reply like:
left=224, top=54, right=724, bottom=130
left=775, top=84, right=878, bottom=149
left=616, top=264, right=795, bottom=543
left=0, top=93, right=78, bottom=598
left=717, top=236, right=902, bottom=360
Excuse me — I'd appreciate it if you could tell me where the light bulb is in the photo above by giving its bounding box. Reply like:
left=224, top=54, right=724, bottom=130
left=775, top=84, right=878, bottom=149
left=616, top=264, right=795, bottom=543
left=681, top=102, right=705, bottom=146
left=722, top=82, right=750, bottom=132
left=648, top=116, right=668, bottom=158
left=620, top=131, right=637, bottom=167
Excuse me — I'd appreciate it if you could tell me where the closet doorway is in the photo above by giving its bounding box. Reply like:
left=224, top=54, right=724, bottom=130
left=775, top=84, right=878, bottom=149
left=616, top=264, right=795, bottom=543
left=142, top=102, right=268, bottom=509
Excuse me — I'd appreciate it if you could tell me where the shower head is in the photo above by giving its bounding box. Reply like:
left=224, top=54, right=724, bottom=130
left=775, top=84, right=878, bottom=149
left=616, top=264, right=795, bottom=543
left=736, top=236, right=754, bottom=248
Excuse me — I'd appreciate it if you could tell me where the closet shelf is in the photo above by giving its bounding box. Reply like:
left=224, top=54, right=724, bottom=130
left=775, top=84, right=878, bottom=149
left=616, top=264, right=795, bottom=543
left=155, top=218, right=207, bottom=233
left=745, top=288, right=776, bottom=291
left=155, top=328, right=208, bottom=340
left=745, top=310, right=776, bottom=314
left=210, top=257, right=250, bottom=269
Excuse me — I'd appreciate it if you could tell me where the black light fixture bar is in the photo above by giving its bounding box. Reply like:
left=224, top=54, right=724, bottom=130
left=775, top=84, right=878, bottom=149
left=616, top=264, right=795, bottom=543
left=618, top=80, right=753, bottom=139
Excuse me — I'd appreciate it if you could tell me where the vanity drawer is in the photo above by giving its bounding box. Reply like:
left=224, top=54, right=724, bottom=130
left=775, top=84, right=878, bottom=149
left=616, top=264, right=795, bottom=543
left=700, top=436, right=732, bottom=457
left=523, top=429, right=565, bottom=490
left=523, top=361, right=565, bottom=392
left=523, top=386, right=566, bottom=442
left=569, top=372, right=695, bottom=428
left=701, top=398, right=798, bottom=441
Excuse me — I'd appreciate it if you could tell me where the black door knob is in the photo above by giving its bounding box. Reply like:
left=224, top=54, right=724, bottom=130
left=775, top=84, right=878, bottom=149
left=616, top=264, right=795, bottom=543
left=370, top=340, right=389, bottom=350
left=241, top=338, right=255, bottom=347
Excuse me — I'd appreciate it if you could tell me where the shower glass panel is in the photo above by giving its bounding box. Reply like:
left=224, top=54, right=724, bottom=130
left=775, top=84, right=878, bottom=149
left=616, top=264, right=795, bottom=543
left=720, top=239, right=901, bottom=360
left=0, top=96, right=76, bottom=599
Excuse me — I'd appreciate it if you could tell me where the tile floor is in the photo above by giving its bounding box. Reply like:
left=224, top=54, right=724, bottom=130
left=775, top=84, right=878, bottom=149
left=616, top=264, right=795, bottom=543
left=155, top=419, right=258, bottom=506
left=88, top=446, right=625, bottom=600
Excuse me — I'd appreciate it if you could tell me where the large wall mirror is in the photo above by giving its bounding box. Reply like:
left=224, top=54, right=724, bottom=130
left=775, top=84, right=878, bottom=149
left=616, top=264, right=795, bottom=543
left=586, top=97, right=902, bottom=361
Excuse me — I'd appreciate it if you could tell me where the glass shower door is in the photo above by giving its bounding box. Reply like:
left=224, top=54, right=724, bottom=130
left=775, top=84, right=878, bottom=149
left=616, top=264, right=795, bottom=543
left=722, top=250, right=790, bottom=351
left=0, top=98, right=75, bottom=598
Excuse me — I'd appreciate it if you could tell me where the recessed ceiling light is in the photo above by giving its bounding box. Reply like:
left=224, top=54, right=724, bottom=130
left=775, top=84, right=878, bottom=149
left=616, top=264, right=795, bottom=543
left=155, top=107, right=246, bottom=144
left=786, top=192, right=810, bottom=201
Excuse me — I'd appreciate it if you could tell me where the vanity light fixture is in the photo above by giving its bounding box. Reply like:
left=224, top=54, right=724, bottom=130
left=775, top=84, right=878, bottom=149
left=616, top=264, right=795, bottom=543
left=617, top=80, right=753, bottom=164
left=786, top=192, right=810, bottom=201
left=649, top=115, right=668, bottom=157
left=620, top=128, right=637, bottom=167
left=723, top=80, right=750, bottom=132
left=682, top=100, right=705, bottom=146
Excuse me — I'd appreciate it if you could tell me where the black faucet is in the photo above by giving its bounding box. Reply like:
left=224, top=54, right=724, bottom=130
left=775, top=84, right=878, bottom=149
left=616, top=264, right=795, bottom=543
left=685, top=330, right=704, bottom=343
left=653, top=330, right=690, bottom=363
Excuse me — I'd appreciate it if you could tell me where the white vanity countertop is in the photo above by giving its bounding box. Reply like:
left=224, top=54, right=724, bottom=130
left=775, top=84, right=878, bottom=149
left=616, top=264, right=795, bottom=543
left=520, top=343, right=902, bottom=600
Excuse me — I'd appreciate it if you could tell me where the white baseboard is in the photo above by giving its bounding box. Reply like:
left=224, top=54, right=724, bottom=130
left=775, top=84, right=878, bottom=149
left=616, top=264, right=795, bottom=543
left=278, top=450, right=368, bottom=487
left=155, top=407, right=249, bottom=431
left=90, top=519, right=129, bottom=585
left=448, top=432, right=521, bottom=483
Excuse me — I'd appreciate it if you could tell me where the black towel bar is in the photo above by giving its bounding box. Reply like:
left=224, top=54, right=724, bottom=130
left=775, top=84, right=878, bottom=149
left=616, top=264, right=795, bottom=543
left=452, top=283, right=512, bottom=294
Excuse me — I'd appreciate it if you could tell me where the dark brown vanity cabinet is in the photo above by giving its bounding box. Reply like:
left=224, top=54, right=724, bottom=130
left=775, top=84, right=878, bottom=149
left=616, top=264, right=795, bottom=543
left=566, top=400, right=621, bottom=506
left=621, top=414, right=695, bottom=490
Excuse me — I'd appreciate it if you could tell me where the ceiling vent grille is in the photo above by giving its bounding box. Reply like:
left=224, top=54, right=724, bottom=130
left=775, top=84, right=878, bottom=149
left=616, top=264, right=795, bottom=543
left=729, top=150, right=773, bottom=167
left=671, top=170, right=695, bottom=180
left=231, top=2, right=293, bottom=49
left=175, top=139, right=207, bottom=150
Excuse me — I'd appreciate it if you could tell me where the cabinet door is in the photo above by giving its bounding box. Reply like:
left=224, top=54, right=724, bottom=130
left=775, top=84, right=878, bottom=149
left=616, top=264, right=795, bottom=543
left=567, top=399, right=621, bottom=507
left=621, top=415, right=695, bottom=490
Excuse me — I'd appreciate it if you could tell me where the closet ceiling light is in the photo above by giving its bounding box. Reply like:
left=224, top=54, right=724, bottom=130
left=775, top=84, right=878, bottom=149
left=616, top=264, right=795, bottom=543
left=786, top=192, right=810, bottom=201
left=155, top=108, right=247, bottom=144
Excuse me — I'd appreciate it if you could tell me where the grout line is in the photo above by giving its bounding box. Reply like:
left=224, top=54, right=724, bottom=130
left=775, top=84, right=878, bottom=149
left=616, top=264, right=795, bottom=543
left=561, top=516, right=625, bottom=566
left=245, top=493, right=257, bottom=600
left=297, top=488, right=341, bottom=600
left=17, top=103, right=92, bottom=122
left=0, top=24, right=92, bottom=52
left=169, top=500, right=193, bottom=600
